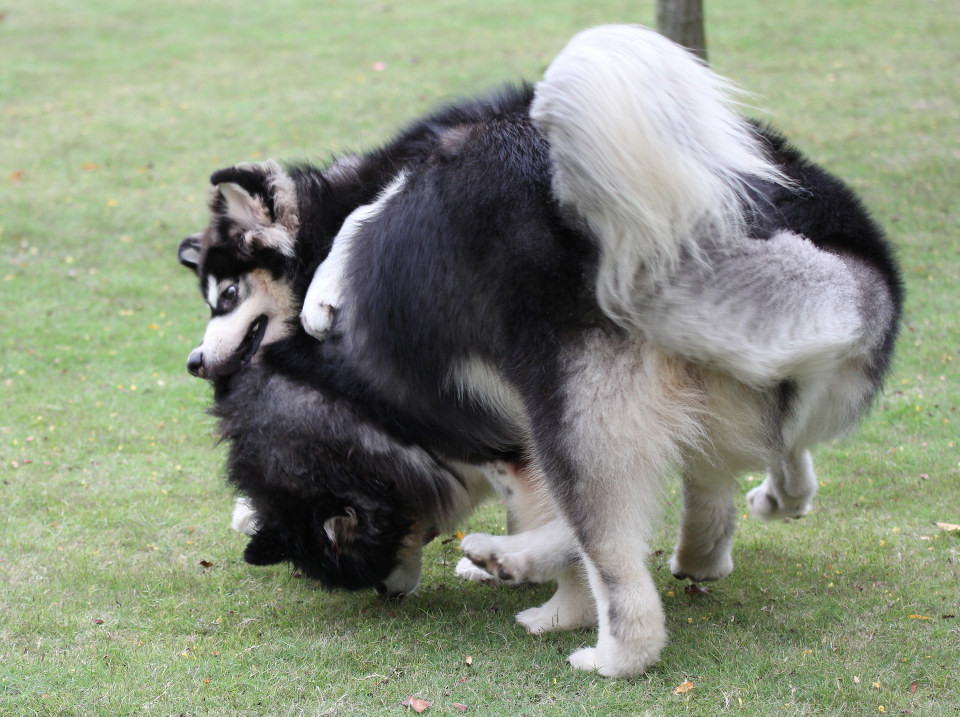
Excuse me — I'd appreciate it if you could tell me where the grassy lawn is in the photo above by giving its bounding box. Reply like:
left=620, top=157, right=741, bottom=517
left=1, top=0, right=957, bottom=714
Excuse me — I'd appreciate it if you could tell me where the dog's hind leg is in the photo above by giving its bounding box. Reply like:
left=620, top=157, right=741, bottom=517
left=669, top=464, right=738, bottom=582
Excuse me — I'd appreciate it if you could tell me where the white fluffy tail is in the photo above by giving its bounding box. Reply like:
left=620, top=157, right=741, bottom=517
left=531, top=25, right=788, bottom=329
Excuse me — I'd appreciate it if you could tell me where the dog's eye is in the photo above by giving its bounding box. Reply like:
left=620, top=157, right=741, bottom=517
left=218, top=284, right=239, bottom=311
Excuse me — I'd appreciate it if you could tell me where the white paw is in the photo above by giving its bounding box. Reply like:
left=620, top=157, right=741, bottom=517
left=516, top=575, right=598, bottom=633
left=300, top=302, right=336, bottom=341
left=668, top=552, right=733, bottom=582
left=517, top=605, right=569, bottom=634
left=454, top=556, right=499, bottom=584
left=568, top=647, right=600, bottom=672
left=746, top=479, right=812, bottom=521
left=459, top=533, right=535, bottom=584
left=230, top=497, right=259, bottom=536
left=568, top=641, right=662, bottom=677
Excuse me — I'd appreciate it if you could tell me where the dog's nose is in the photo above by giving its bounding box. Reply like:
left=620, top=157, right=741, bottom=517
left=187, top=348, right=205, bottom=378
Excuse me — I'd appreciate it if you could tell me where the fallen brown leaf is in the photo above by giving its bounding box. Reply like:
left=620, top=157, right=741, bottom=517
left=402, top=696, right=432, bottom=713
left=673, top=680, right=694, bottom=695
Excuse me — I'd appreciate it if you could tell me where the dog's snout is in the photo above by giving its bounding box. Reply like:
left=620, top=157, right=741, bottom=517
left=187, top=348, right=205, bottom=378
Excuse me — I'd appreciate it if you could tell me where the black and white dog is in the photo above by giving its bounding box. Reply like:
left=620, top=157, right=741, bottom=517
left=179, top=96, right=561, bottom=597
left=180, top=25, right=901, bottom=676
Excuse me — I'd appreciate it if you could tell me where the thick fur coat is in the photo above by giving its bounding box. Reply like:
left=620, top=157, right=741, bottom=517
left=180, top=25, right=902, bottom=676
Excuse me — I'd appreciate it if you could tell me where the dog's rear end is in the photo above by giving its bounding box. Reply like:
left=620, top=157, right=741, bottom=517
left=522, top=25, right=901, bottom=676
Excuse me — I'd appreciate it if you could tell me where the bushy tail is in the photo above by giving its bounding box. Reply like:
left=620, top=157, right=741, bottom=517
left=530, top=25, right=789, bottom=329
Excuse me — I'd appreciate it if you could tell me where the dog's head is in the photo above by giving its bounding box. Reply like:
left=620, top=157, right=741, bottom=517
left=213, top=368, right=459, bottom=597
left=241, top=495, right=439, bottom=597
left=178, top=160, right=301, bottom=381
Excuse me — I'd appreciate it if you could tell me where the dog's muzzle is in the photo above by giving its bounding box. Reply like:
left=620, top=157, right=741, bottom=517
left=186, top=315, right=269, bottom=380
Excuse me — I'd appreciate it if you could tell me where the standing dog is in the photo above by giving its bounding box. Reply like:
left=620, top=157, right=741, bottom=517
left=182, top=25, right=901, bottom=676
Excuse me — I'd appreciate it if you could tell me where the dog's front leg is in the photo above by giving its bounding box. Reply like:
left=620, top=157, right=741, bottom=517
left=460, top=518, right=578, bottom=584
left=300, top=246, right=347, bottom=340
left=301, top=172, right=409, bottom=340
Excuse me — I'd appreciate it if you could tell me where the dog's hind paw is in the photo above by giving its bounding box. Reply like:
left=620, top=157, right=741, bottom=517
left=300, top=302, right=336, bottom=341
left=746, top=478, right=813, bottom=521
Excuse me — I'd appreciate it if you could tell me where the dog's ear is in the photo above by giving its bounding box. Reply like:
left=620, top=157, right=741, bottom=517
left=243, top=528, right=287, bottom=566
left=323, top=507, right=359, bottom=552
left=178, top=233, right=203, bottom=273
left=209, top=161, right=299, bottom=258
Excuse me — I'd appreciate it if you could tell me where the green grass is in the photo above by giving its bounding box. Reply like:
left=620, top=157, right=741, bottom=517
left=1, top=0, right=958, bottom=714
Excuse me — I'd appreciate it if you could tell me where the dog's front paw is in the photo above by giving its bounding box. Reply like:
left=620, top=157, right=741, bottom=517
left=568, top=637, right=663, bottom=677
left=230, top=497, right=259, bottom=536
left=460, top=533, right=525, bottom=584
left=568, top=647, right=600, bottom=672
left=454, top=556, right=500, bottom=584
left=300, top=302, right=336, bottom=341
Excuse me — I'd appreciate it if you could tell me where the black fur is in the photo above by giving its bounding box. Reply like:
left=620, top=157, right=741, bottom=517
left=212, top=364, right=463, bottom=590
left=185, top=83, right=901, bottom=594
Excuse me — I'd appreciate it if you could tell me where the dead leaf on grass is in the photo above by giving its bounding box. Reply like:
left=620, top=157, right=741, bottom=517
left=673, top=680, right=695, bottom=695
left=401, top=696, right=432, bottom=713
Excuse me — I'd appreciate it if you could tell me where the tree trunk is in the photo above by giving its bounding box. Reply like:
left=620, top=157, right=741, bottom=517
left=656, top=0, right=707, bottom=62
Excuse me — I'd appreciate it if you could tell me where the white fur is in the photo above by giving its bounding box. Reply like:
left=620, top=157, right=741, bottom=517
left=301, top=172, right=408, bottom=340
left=639, top=232, right=878, bottom=388
left=449, top=358, right=528, bottom=423
left=461, top=517, right=575, bottom=584
left=746, top=450, right=817, bottom=520
left=530, top=25, right=790, bottom=331
left=230, top=497, right=259, bottom=536
left=205, top=275, right=220, bottom=311
left=516, top=566, right=596, bottom=633
left=554, top=334, right=707, bottom=675
left=454, top=556, right=499, bottom=583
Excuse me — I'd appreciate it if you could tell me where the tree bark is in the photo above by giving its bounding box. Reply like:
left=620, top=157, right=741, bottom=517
left=656, top=0, right=707, bottom=62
